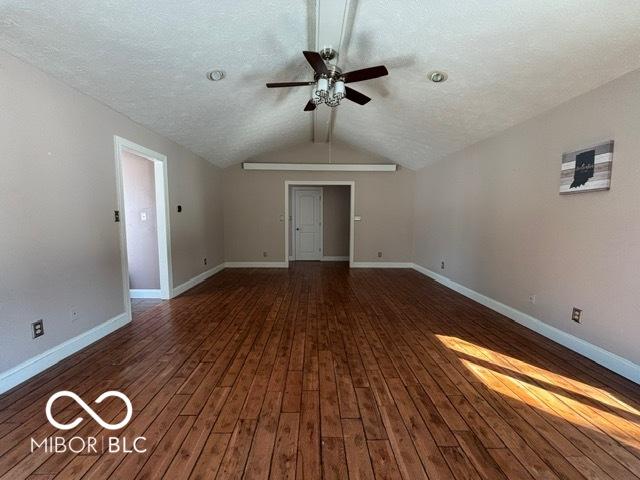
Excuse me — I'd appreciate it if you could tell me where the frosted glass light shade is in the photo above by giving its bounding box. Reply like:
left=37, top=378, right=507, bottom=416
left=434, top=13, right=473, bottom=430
left=317, top=77, right=329, bottom=97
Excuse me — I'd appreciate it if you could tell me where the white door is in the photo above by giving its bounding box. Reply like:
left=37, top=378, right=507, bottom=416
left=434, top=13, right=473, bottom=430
left=294, top=188, right=322, bottom=261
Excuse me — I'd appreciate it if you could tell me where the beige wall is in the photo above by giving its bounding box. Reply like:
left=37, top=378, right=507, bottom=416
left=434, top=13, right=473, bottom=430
left=5, top=39, right=638, bottom=383
left=122, top=151, right=160, bottom=289
left=322, top=185, right=350, bottom=257
left=0, top=50, right=224, bottom=373
left=414, top=68, right=640, bottom=365
left=224, top=142, right=415, bottom=263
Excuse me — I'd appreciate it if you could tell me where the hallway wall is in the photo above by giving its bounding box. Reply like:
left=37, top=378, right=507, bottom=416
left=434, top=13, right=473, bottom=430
left=122, top=151, right=160, bottom=289
left=0, top=50, right=224, bottom=378
left=322, top=185, right=350, bottom=258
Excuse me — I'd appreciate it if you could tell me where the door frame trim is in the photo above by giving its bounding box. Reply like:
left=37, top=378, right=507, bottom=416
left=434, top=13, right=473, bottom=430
left=291, top=186, right=324, bottom=261
left=114, top=136, right=173, bottom=309
left=284, top=180, right=355, bottom=268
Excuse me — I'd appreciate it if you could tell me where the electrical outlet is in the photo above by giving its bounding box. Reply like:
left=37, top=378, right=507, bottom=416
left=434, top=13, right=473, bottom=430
left=572, top=307, right=582, bottom=323
left=263, top=251, right=268, bottom=258
left=70, top=308, right=79, bottom=322
left=441, top=260, right=445, bottom=270
left=378, top=251, right=383, bottom=258
left=528, top=295, right=536, bottom=304
left=32, top=320, right=44, bottom=338
left=203, top=257, right=207, bottom=266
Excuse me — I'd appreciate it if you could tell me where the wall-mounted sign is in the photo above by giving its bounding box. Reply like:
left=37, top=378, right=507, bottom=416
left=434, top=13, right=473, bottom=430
left=560, top=141, right=613, bottom=194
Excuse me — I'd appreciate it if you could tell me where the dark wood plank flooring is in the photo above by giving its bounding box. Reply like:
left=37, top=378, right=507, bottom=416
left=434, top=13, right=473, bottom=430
left=1, top=262, right=639, bottom=479
left=130, top=298, right=164, bottom=318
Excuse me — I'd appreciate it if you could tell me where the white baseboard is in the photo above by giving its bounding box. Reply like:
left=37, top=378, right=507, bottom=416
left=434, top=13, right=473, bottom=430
left=322, top=256, right=349, bottom=261
left=351, top=262, right=414, bottom=268
left=225, top=262, right=288, bottom=268
left=130, top=289, right=161, bottom=299
left=411, top=263, right=640, bottom=385
left=0, top=312, right=131, bottom=395
left=288, top=255, right=295, bottom=261
left=171, top=261, right=287, bottom=297
left=172, top=263, right=225, bottom=297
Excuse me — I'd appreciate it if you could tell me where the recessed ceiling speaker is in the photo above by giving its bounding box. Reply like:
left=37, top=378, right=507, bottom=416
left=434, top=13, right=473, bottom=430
left=428, top=71, right=448, bottom=83
left=207, top=70, right=225, bottom=81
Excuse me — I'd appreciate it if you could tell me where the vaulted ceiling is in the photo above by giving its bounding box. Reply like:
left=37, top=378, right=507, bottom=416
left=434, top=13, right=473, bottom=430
left=2, top=0, right=640, bottom=169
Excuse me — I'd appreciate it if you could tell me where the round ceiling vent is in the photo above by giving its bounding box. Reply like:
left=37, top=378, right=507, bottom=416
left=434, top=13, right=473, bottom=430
left=428, top=71, right=448, bottom=83
left=207, top=70, right=225, bottom=81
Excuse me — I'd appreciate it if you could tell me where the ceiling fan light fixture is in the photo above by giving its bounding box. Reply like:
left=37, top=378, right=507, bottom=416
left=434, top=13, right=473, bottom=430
left=428, top=71, right=447, bottom=83
left=326, top=94, right=340, bottom=108
left=311, top=77, right=346, bottom=108
left=266, top=50, right=387, bottom=110
left=316, top=77, right=329, bottom=98
left=333, top=79, right=346, bottom=99
left=311, top=92, right=324, bottom=105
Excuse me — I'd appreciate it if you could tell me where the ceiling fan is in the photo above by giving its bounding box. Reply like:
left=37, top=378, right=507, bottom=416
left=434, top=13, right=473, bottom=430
left=266, top=48, right=388, bottom=111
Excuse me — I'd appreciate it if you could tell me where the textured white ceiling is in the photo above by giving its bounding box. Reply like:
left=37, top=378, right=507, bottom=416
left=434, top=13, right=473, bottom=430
left=1, top=1, right=640, bottom=169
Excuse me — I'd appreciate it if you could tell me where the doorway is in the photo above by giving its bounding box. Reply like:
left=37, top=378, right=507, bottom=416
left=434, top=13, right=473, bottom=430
left=285, top=181, right=355, bottom=267
left=114, top=136, right=172, bottom=315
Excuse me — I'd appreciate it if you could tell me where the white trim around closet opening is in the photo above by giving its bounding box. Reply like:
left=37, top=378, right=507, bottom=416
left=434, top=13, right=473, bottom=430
left=284, top=181, right=355, bottom=268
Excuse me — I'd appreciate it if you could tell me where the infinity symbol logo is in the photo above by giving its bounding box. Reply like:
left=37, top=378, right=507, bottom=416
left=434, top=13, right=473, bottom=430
left=45, top=391, right=133, bottom=431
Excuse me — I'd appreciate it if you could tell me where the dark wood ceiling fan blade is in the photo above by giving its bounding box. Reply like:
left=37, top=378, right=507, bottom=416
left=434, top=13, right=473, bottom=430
left=266, top=81, right=315, bottom=88
left=343, top=65, right=388, bottom=83
left=303, top=51, right=329, bottom=76
left=304, top=100, right=317, bottom=111
left=345, top=87, right=371, bottom=105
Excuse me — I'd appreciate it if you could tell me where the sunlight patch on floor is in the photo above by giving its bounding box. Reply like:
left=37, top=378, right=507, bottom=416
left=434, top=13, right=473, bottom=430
left=462, top=359, right=640, bottom=453
left=435, top=334, right=640, bottom=417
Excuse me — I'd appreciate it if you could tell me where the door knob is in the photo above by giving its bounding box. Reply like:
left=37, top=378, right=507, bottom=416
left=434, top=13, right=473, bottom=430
left=296, top=227, right=300, bottom=231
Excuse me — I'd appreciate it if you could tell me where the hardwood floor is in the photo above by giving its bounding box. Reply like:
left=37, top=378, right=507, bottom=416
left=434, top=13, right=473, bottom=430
left=130, top=299, right=164, bottom=318
left=1, top=262, right=639, bottom=479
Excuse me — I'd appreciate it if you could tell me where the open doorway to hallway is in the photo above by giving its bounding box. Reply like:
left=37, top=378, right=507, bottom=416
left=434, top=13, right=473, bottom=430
left=286, top=181, right=354, bottom=265
left=122, top=150, right=161, bottom=296
left=115, top=137, right=172, bottom=313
